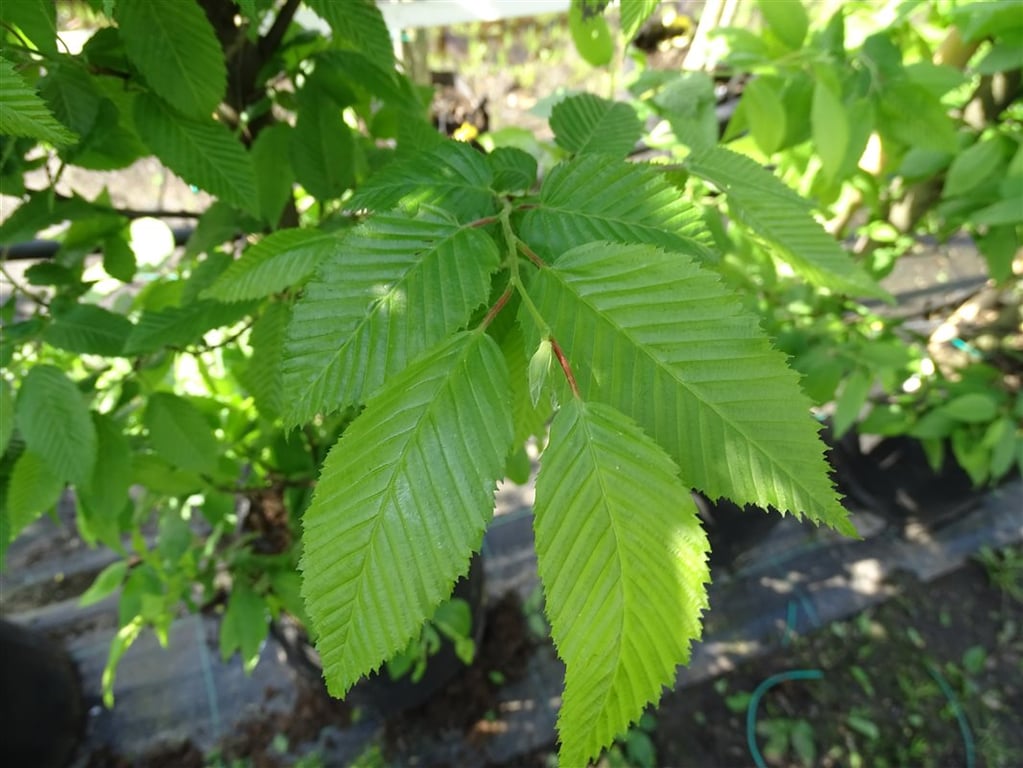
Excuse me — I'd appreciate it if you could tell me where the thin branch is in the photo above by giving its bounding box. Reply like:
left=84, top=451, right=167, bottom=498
left=550, top=337, right=580, bottom=399
left=260, top=0, right=302, bottom=59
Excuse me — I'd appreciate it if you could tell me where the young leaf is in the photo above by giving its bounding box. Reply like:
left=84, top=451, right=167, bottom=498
left=501, top=322, right=551, bottom=448
left=300, top=332, right=513, bottom=697
left=220, top=582, right=268, bottom=672
left=620, top=0, right=661, bottom=40
left=144, top=393, right=219, bottom=473
left=115, top=0, right=226, bottom=119
left=43, top=304, right=133, bottom=356
left=290, top=90, right=356, bottom=201
left=684, top=146, right=887, bottom=299
left=203, top=229, right=338, bottom=303
left=133, top=93, right=257, bottom=214
left=79, top=561, right=128, bottom=607
left=6, top=450, right=64, bottom=538
left=488, top=147, right=538, bottom=194
left=943, top=138, right=1007, bottom=198
left=757, top=0, right=809, bottom=50
left=550, top=93, right=643, bottom=157
left=742, top=77, right=787, bottom=156
left=569, top=0, right=614, bottom=66
left=283, top=209, right=500, bottom=425
left=528, top=338, right=554, bottom=408
left=15, top=365, right=97, bottom=486
left=832, top=369, right=872, bottom=438
left=348, top=140, right=496, bottom=218
left=519, top=155, right=711, bottom=262
left=535, top=399, right=709, bottom=766
left=77, top=413, right=132, bottom=550
left=0, top=56, right=76, bottom=146
left=811, top=78, right=850, bottom=183
left=524, top=242, right=851, bottom=532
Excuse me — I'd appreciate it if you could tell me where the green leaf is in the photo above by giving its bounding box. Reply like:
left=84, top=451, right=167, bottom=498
left=653, top=72, right=719, bottom=151
left=0, top=378, right=14, bottom=456
left=684, top=146, right=887, bottom=299
left=943, top=138, right=1007, bottom=198
left=131, top=453, right=202, bottom=496
left=348, top=140, right=495, bottom=218
left=220, top=582, right=268, bottom=673
left=535, top=399, right=709, bottom=766
left=305, top=0, right=395, bottom=74
left=757, top=0, right=809, bottom=50
left=742, top=77, right=787, bottom=156
left=133, top=93, right=257, bottom=214
left=550, top=93, right=643, bottom=157
left=290, top=89, right=355, bottom=200
left=811, top=78, right=850, bottom=183
left=6, top=450, right=63, bottom=537
left=501, top=321, right=550, bottom=448
left=283, top=209, right=500, bottom=425
left=245, top=301, right=289, bottom=420
left=144, top=393, right=219, bottom=473
left=250, top=123, right=294, bottom=226
left=832, top=369, right=872, bottom=438
left=124, top=299, right=255, bottom=355
left=972, top=198, right=1023, bottom=226
left=620, top=0, right=661, bottom=40
left=16, top=365, right=96, bottom=486
left=941, top=393, right=1000, bottom=423
left=204, top=230, right=337, bottom=302
left=103, top=232, right=137, bottom=281
left=43, top=304, right=133, bottom=355
left=300, top=332, right=513, bottom=697
left=878, top=81, right=957, bottom=153
left=524, top=242, right=850, bottom=531
left=80, top=561, right=128, bottom=607
left=528, top=339, right=554, bottom=408
left=569, top=0, right=614, bottom=66
left=0, top=0, right=57, bottom=55
left=115, top=0, right=226, bottom=118
left=519, top=155, right=711, bottom=262
left=0, top=56, right=77, bottom=146
left=39, top=62, right=105, bottom=141
left=488, top=147, right=538, bottom=194
left=77, top=413, right=132, bottom=549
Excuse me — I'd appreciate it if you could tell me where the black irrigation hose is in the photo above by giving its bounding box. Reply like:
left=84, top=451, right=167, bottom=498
left=2, top=226, right=196, bottom=261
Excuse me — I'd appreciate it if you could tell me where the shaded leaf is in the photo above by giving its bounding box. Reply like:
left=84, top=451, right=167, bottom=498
left=305, top=0, right=394, bottom=73
left=144, top=393, right=219, bottom=473
left=301, top=332, right=513, bottom=696
left=15, top=365, right=96, bottom=485
left=0, top=0, right=57, bottom=54
left=77, top=412, right=132, bottom=549
left=290, top=89, right=355, bottom=200
left=6, top=450, right=63, bottom=537
left=133, top=93, right=257, bottom=214
left=115, top=0, right=226, bottom=118
left=43, top=304, right=133, bottom=356
left=488, top=147, right=538, bottom=193
left=0, top=56, right=76, bottom=145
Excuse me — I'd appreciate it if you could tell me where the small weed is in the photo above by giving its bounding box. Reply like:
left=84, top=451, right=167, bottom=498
left=976, top=546, right=1023, bottom=602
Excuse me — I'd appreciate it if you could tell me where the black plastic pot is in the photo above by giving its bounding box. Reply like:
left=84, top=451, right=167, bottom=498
left=0, top=619, right=84, bottom=768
